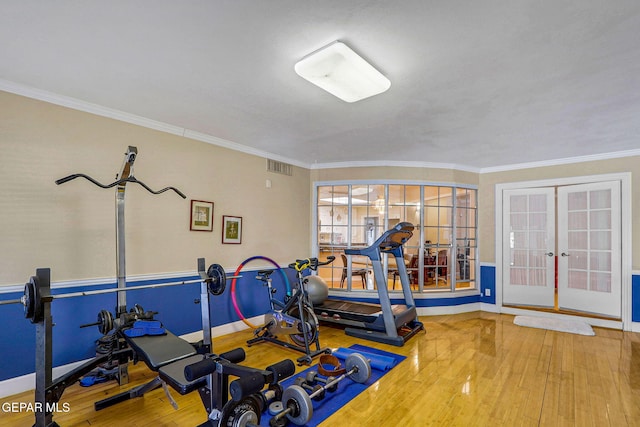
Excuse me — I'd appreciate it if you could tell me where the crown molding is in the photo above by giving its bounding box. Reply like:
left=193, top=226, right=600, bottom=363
left=478, top=149, right=640, bottom=173
left=3, top=79, right=638, bottom=174
left=181, top=130, right=308, bottom=169
left=0, top=79, right=309, bottom=169
left=309, top=160, right=481, bottom=173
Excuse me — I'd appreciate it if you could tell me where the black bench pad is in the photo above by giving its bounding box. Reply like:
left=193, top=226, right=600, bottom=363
left=159, top=354, right=207, bottom=395
left=124, top=330, right=196, bottom=371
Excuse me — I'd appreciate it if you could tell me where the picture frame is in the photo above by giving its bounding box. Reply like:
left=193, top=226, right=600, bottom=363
left=222, top=215, right=242, bottom=244
left=190, top=200, right=214, bottom=232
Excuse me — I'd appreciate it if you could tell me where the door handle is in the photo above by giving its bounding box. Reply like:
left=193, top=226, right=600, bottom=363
left=561, top=252, right=570, bottom=257
left=546, top=252, right=554, bottom=257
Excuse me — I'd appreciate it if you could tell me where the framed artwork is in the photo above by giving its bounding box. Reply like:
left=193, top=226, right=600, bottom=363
left=190, top=200, right=214, bottom=232
left=222, top=215, right=242, bottom=244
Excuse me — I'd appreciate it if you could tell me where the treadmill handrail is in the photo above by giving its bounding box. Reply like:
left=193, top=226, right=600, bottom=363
left=344, top=222, right=414, bottom=259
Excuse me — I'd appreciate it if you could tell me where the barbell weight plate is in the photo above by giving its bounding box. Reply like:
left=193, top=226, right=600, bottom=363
left=234, top=410, right=259, bottom=427
left=24, top=277, right=42, bottom=323
left=130, top=304, right=145, bottom=317
left=282, top=384, right=313, bottom=426
left=219, top=395, right=262, bottom=427
left=269, top=415, right=288, bottom=427
left=206, top=263, right=227, bottom=295
left=268, top=401, right=284, bottom=416
left=345, top=353, right=371, bottom=384
left=98, top=310, right=114, bottom=335
left=23, top=279, right=34, bottom=320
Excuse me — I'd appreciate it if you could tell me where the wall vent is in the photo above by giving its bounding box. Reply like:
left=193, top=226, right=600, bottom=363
left=266, top=159, right=293, bottom=176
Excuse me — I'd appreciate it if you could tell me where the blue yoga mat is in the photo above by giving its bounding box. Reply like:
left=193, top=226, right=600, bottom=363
left=277, top=344, right=406, bottom=427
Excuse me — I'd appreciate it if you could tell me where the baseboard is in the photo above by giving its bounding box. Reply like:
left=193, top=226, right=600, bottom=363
left=0, top=315, right=265, bottom=399
left=180, top=315, right=265, bottom=342
left=480, top=302, right=500, bottom=313
left=416, top=302, right=480, bottom=316
left=0, top=359, right=90, bottom=399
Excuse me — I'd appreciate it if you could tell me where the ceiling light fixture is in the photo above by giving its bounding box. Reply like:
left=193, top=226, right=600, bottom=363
left=294, top=41, right=391, bottom=103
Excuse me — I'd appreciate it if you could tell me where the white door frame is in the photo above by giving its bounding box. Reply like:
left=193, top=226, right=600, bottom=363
left=494, top=172, right=631, bottom=330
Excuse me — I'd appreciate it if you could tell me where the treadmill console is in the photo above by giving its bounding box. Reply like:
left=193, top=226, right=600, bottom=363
left=378, top=222, right=414, bottom=253
left=344, top=222, right=414, bottom=259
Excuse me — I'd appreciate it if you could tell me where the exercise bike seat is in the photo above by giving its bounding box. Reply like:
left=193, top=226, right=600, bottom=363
left=124, top=329, right=197, bottom=371
left=256, top=269, right=275, bottom=280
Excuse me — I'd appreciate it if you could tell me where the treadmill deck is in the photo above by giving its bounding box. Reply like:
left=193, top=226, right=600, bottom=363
left=315, top=299, right=409, bottom=325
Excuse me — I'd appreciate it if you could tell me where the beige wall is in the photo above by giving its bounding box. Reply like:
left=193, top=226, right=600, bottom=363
left=0, top=91, right=310, bottom=285
left=479, top=158, right=638, bottom=266
left=311, top=165, right=479, bottom=185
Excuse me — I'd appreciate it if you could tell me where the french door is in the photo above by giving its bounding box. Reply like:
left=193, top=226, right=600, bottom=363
left=557, top=181, right=621, bottom=318
left=502, top=181, right=621, bottom=318
left=502, top=188, right=556, bottom=308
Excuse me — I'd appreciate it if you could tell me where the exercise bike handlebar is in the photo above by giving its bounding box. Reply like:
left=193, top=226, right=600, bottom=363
left=55, top=173, right=187, bottom=199
left=289, top=255, right=335, bottom=272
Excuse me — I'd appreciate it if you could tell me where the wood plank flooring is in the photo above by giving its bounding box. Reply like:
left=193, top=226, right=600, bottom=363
left=2, top=312, right=640, bottom=426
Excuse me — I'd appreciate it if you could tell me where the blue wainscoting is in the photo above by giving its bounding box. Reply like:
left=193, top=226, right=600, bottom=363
left=633, top=274, right=640, bottom=323
left=480, top=264, right=496, bottom=305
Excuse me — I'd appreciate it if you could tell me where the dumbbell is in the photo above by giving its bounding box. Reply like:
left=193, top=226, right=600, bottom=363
left=272, top=353, right=371, bottom=426
left=305, top=370, right=338, bottom=392
left=294, top=377, right=325, bottom=401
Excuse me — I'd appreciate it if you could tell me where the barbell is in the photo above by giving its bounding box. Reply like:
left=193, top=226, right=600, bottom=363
left=271, top=353, right=371, bottom=426
left=0, top=263, right=233, bottom=323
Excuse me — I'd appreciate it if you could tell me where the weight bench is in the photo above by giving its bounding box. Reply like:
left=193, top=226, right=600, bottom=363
left=98, top=324, right=297, bottom=426
left=25, top=258, right=235, bottom=427
left=95, top=328, right=205, bottom=410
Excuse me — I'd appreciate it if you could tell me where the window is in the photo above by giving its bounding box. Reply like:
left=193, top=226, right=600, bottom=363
left=316, top=182, right=478, bottom=293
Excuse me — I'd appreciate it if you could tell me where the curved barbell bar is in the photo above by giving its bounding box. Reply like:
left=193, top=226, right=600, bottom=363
left=55, top=174, right=186, bottom=199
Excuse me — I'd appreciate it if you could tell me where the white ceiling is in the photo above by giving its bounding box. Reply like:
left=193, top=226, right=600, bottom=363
left=1, top=1, right=639, bottom=171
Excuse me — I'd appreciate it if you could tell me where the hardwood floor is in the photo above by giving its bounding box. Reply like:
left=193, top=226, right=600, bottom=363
left=3, top=312, right=640, bottom=426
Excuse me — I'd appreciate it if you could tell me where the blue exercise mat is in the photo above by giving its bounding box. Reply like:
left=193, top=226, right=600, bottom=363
left=332, top=345, right=400, bottom=371
left=278, top=344, right=406, bottom=427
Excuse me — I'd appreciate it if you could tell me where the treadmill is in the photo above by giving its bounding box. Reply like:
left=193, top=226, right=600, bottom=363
left=314, top=222, right=424, bottom=346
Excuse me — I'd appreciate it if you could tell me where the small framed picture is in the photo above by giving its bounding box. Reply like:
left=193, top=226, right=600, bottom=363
left=222, top=215, right=242, bottom=244
left=190, top=200, right=214, bottom=232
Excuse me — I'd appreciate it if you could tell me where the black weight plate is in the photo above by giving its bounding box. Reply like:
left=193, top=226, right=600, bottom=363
left=130, top=304, right=145, bottom=317
left=219, top=395, right=262, bottom=427
left=206, top=263, right=227, bottom=295
left=98, top=310, right=114, bottom=335
left=24, top=277, right=42, bottom=323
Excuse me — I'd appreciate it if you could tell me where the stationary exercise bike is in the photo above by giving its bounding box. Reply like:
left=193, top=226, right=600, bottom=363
left=247, top=256, right=335, bottom=365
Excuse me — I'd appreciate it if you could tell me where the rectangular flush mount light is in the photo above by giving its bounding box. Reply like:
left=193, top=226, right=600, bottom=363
left=294, top=41, right=391, bottom=103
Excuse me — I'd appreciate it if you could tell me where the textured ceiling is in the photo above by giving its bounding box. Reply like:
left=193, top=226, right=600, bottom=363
left=1, top=1, right=639, bottom=170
